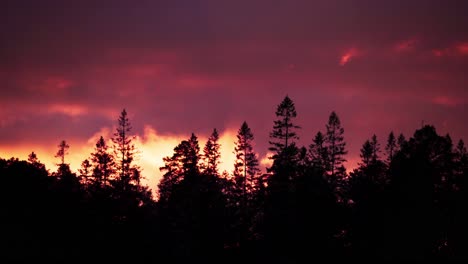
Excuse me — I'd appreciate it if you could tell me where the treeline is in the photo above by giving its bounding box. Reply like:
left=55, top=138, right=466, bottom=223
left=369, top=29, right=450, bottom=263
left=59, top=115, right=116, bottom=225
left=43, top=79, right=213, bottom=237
left=1, top=96, right=468, bottom=262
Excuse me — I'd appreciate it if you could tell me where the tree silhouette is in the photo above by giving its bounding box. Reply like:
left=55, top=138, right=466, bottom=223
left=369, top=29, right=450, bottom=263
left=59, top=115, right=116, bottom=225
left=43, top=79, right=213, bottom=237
left=55, top=140, right=70, bottom=165
left=234, top=122, right=261, bottom=198
left=359, top=140, right=373, bottom=168
left=79, top=159, right=92, bottom=184
left=232, top=121, right=261, bottom=249
left=28, top=151, right=46, bottom=170
left=159, top=133, right=201, bottom=202
left=112, top=109, right=140, bottom=191
left=158, top=133, right=225, bottom=261
left=3, top=98, right=468, bottom=262
left=202, top=128, right=221, bottom=176
left=268, top=95, right=300, bottom=158
left=385, top=131, right=397, bottom=163
left=325, top=111, right=347, bottom=179
left=308, top=131, right=329, bottom=172
left=90, top=136, right=115, bottom=188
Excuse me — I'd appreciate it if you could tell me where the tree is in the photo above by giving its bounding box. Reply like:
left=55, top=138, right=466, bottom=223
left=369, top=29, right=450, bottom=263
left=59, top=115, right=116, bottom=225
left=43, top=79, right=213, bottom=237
left=234, top=122, right=261, bottom=196
left=269, top=95, right=300, bottom=157
left=28, top=151, right=45, bottom=170
left=112, top=109, right=140, bottom=190
left=325, top=111, right=347, bottom=178
left=90, top=136, right=115, bottom=188
left=157, top=133, right=225, bottom=261
left=385, top=125, right=455, bottom=260
left=202, top=128, right=221, bottom=176
left=232, top=122, right=261, bottom=245
left=370, top=134, right=380, bottom=163
left=79, top=159, right=92, bottom=184
left=397, top=133, right=406, bottom=150
left=308, top=131, right=329, bottom=172
left=359, top=140, right=373, bottom=168
left=55, top=140, right=70, bottom=165
left=455, top=140, right=468, bottom=173
left=28, top=151, right=38, bottom=164
left=385, top=131, right=397, bottom=163
left=159, top=133, right=201, bottom=202
left=53, top=140, right=80, bottom=193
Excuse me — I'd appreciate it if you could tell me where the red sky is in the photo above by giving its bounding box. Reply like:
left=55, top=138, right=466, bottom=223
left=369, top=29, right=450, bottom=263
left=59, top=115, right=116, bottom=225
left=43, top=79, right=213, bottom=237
left=1, top=0, right=467, bottom=192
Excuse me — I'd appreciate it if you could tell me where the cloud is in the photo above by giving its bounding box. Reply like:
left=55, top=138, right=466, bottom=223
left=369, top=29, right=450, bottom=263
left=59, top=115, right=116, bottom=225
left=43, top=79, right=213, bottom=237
left=48, top=104, right=89, bottom=117
left=260, top=151, right=274, bottom=169
left=432, top=41, right=468, bottom=57
left=394, top=38, right=418, bottom=53
left=339, top=48, right=360, bottom=66
left=456, top=42, right=468, bottom=55
left=432, top=96, right=463, bottom=107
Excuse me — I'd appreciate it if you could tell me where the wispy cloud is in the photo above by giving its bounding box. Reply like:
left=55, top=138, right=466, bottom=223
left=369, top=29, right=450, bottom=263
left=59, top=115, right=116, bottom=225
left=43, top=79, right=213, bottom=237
left=339, top=48, right=360, bottom=66
left=394, top=38, right=418, bottom=53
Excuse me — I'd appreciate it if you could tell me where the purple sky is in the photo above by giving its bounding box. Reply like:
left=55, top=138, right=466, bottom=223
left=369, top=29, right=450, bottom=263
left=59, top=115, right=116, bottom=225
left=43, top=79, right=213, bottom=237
left=1, top=0, right=467, bottom=191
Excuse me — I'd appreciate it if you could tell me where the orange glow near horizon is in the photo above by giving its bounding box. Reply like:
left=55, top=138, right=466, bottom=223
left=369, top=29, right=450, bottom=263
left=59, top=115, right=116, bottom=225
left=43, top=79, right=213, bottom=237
left=0, top=126, right=254, bottom=195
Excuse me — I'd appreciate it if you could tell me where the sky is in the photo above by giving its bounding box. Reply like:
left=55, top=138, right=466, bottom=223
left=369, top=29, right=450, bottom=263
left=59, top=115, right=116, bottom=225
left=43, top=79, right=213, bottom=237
left=1, top=0, right=468, bottom=194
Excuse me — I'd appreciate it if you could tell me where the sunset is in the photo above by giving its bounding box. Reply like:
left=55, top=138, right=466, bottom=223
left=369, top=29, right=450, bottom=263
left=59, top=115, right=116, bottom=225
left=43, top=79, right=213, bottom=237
left=1, top=0, right=468, bottom=262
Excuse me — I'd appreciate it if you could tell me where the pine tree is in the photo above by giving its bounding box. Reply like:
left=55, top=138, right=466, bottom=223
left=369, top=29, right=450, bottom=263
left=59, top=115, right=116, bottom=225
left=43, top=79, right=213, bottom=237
left=370, top=134, right=380, bottom=163
left=456, top=140, right=467, bottom=165
left=385, top=131, right=397, bottom=163
left=269, top=95, right=300, bottom=157
left=203, top=128, right=221, bottom=176
left=28, top=151, right=39, bottom=164
left=325, top=111, right=347, bottom=178
left=28, top=151, right=45, bottom=170
left=232, top=122, right=261, bottom=247
left=234, top=122, right=261, bottom=195
left=397, top=133, right=406, bottom=150
left=454, top=139, right=468, bottom=180
left=79, top=159, right=92, bottom=184
left=90, top=136, right=115, bottom=188
left=308, top=131, right=329, bottom=171
left=55, top=140, right=70, bottom=165
left=158, top=133, right=201, bottom=202
left=112, top=109, right=140, bottom=190
left=359, top=140, right=373, bottom=168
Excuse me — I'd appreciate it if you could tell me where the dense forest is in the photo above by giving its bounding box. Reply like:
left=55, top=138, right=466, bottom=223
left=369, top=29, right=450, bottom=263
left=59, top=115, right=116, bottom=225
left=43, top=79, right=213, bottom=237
left=1, top=96, right=468, bottom=262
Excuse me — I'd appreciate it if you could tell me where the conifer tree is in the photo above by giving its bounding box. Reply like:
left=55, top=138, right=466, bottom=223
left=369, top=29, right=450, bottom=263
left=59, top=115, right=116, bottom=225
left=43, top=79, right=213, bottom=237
left=234, top=122, right=261, bottom=196
left=28, top=151, right=45, bottom=170
left=385, top=131, right=397, bottom=163
left=90, top=136, right=115, bottom=188
left=370, top=134, right=380, bottom=163
left=79, top=159, right=92, bottom=184
left=269, top=95, right=300, bottom=157
left=359, top=140, right=373, bottom=168
left=308, top=131, right=329, bottom=171
left=159, top=133, right=201, bottom=202
left=55, top=140, right=70, bottom=165
left=325, top=111, right=347, bottom=178
left=112, top=109, right=140, bottom=190
left=203, top=128, right=221, bottom=176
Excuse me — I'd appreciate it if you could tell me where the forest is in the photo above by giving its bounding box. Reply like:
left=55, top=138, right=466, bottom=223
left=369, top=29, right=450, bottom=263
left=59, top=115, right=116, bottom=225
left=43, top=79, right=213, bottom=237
left=1, top=96, right=468, bottom=262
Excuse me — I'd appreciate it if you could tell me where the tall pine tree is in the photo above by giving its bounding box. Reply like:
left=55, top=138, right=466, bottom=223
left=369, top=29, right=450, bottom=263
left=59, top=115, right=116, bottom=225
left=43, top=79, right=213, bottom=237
left=202, top=128, right=221, bottom=176
left=308, top=131, right=329, bottom=172
left=112, top=109, right=140, bottom=191
left=385, top=131, right=397, bottom=163
left=268, top=95, right=300, bottom=157
left=90, top=136, right=115, bottom=188
left=325, top=111, right=347, bottom=178
left=234, top=121, right=261, bottom=196
left=55, top=140, right=70, bottom=166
